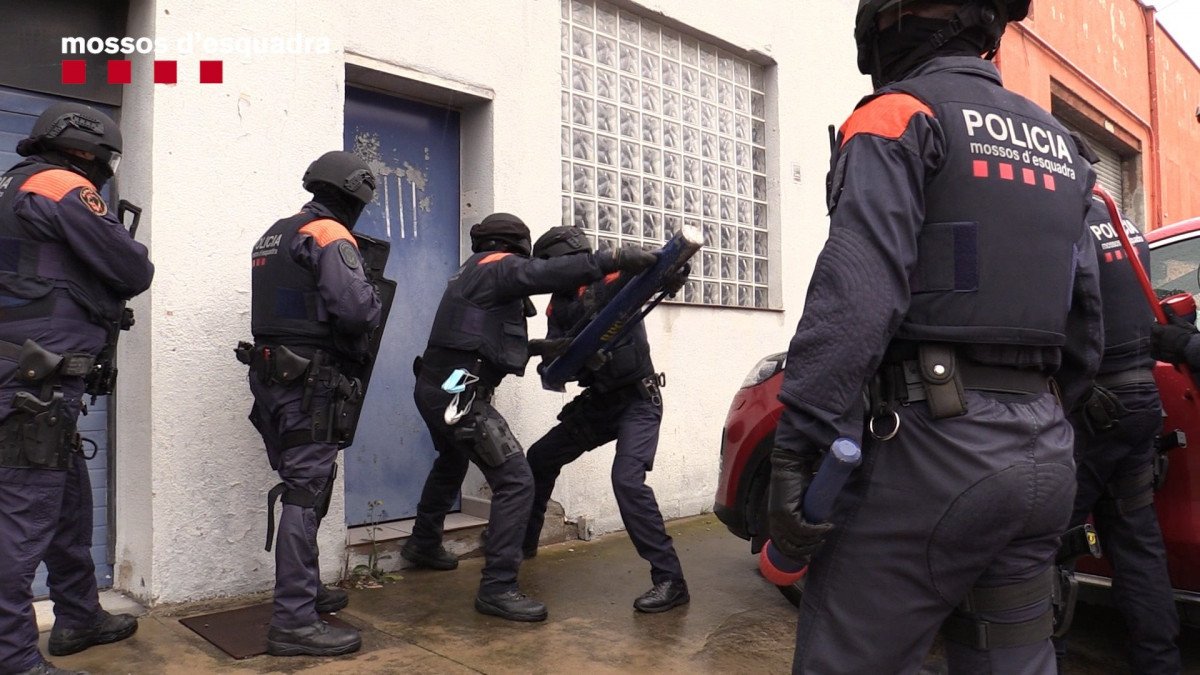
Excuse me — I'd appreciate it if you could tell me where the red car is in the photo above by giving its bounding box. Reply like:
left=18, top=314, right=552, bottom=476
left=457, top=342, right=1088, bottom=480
left=714, top=216, right=1200, bottom=616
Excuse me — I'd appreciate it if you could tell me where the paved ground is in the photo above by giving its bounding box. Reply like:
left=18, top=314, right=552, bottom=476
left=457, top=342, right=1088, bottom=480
left=40, top=514, right=1200, bottom=674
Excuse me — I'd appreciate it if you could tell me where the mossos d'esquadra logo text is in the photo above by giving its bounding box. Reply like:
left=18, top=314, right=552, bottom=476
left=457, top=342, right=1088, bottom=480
left=961, top=108, right=1078, bottom=180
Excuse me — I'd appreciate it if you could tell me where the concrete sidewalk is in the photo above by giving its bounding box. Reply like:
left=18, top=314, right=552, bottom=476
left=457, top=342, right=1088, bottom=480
left=37, top=513, right=1200, bottom=674
left=42, top=515, right=798, bottom=674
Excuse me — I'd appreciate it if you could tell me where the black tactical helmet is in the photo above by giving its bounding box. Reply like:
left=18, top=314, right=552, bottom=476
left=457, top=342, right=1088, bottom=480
left=470, top=212, right=532, bottom=257
left=17, top=102, right=123, bottom=176
left=533, top=226, right=592, bottom=259
left=302, top=151, right=376, bottom=205
left=855, top=0, right=1030, bottom=77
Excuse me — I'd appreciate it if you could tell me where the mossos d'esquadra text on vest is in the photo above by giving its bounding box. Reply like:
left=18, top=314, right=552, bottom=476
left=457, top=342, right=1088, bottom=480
left=254, top=233, right=282, bottom=258
left=961, top=108, right=1078, bottom=180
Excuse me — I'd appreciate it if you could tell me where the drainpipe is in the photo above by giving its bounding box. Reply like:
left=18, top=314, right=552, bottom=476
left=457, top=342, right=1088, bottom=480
left=1143, top=2, right=1163, bottom=229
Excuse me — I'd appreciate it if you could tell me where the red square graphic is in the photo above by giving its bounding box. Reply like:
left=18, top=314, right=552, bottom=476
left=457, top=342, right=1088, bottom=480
left=61, top=60, right=87, bottom=84
left=1105, top=251, right=1114, bottom=263
left=999, top=163, right=1014, bottom=180
left=107, top=60, right=132, bottom=85
left=154, top=60, right=177, bottom=84
left=199, top=60, right=223, bottom=84
left=1115, top=249, right=1125, bottom=260
left=972, top=160, right=988, bottom=178
left=1022, top=168, right=1036, bottom=185
left=1042, top=174, right=1055, bottom=191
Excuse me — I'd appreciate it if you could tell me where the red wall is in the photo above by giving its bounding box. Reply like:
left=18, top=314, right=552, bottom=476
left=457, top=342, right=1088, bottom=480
left=996, top=0, right=1200, bottom=229
left=1155, top=25, right=1200, bottom=226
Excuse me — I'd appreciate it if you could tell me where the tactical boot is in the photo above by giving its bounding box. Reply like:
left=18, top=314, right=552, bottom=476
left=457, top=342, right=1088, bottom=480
left=316, top=585, right=349, bottom=613
left=400, top=541, right=459, bottom=570
left=15, top=662, right=90, bottom=675
left=633, top=579, right=690, bottom=613
left=266, top=620, right=362, bottom=657
left=474, top=589, right=548, bottom=622
left=48, top=610, right=138, bottom=656
left=522, top=544, right=538, bottom=559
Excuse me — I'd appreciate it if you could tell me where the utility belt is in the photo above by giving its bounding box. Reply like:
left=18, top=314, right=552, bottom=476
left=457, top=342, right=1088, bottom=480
left=590, top=372, right=665, bottom=407
left=0, top=338, right=96, bottom=381
left=0, top=339, right=93, bottom=470
left=1094, top=368, right=1156, bottom=390
left=870, top=344, right=1049, bottom=438
left=237, top=341, right=363, bottom=447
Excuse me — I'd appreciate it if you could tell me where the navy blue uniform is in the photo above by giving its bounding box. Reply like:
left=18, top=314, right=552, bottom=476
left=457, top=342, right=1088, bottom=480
left=775, top=57, right=1102, bottom=674
left=248, top=202, right=381, bottom=630
left=0, top=160, right=153, bottom=674
left=1054, top=198, right=1180, bottom=674
left=524, top=272, right=682, bottom=585
left=411, top=250, right=609, bottom=596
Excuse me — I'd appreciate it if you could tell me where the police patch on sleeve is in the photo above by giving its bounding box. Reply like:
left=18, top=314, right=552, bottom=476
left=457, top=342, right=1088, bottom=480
left=78, top=187, right=108, bottom=216
left=338, top=240, right=361, bottom=269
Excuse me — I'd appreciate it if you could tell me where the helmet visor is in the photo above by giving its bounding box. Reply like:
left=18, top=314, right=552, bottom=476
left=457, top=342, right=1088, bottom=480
left=107, top=151, right=121, bottom=176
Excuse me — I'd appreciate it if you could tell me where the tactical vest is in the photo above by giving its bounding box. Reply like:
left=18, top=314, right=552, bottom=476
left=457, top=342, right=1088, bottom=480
left=880, top=69, right=1089, bottom=347
left=250, top=211, right=335, bottom=347
left=426, top=252, right=529, bottom=376
left=1085, top=197, right=1155, bottom=373
left=550, top=280, right=654, bottom=392
left=0, top=161, right=125, bottom=327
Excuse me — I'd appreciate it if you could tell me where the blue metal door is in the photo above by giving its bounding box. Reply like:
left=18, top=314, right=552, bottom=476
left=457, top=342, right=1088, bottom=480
left=343, top=88, right=461, bottom=526
left=0, top=84, right=115, bottom=596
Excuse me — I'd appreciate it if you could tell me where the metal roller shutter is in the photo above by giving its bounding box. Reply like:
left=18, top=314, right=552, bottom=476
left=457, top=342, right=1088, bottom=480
left=1089, top=138, right=1125, bottom=211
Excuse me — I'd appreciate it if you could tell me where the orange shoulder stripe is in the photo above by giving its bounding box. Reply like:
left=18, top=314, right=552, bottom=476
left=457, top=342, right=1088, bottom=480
left=20, top=169, right=92, bottom=202
left=840, top=93, right=933, bottom=148
left=603, top=272, right=621, bottom=284
left=478, top=252, right=512, bottom=265
left=298, top=218, right=355, bottom=248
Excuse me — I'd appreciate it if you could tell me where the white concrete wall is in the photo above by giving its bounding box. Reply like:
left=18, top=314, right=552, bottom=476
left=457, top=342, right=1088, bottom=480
left=117, top=0, right=868, bottom=603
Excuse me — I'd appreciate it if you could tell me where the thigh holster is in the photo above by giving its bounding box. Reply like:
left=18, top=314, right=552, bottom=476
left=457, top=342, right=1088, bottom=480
left=265, top=462, right=338, bottom=551
left=941, top=567, right=1055, bottom=650
left=453, top=407, right=522, bottom=468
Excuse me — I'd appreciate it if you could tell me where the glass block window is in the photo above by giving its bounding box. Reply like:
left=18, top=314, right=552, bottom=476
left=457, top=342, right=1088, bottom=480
left=561, top=0, right=770, bottom=308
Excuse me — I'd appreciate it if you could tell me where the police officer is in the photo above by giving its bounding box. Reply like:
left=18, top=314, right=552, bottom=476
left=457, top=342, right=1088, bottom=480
left=243, top=151, right=381, bottom=657
left=1052, top=195, right=1181, bottom=673
left=405, top=213, right=656, bottom=622
left=0, top=103, right=152, bottom=675
left=522, top=226, right=688, bottom=613
left=768, top=1, right=1103, bottom=673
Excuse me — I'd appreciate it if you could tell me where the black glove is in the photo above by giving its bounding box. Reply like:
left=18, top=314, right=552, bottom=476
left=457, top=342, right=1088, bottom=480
left=599, top=246, right=658, bottom=274
left=767, top=449, right=834, bottom=564
left=1077, top=384, right=1125, bottom=436
left=1151, top=322, right=1195, bottom=365
left=663, top=263, right=690, bottom=298
left=528, top=338, right=570, bottom=359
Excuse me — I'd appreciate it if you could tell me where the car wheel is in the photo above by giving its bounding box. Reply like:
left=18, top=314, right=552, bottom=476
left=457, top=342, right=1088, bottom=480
left=752, top=464, right=805, bottom=607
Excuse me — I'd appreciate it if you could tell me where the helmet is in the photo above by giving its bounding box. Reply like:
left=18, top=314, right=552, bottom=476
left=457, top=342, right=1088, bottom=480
left=854, top=0, right=1030, bottom=78
left=17, top=102, right=123, bottom=176
left=302, top=151, right=376, bottom=205
left=470, top=212, right=532, bottom=257
left=533, top=226, right=592, bottom=259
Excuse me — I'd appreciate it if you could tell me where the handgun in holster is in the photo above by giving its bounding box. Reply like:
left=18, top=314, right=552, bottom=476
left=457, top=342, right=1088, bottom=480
left=454, top=408, right=521, bottom=468
left=308, top=353, right=363, bottom=445
left=12, top=390, right=76, bottom=469
left=1051, top=523, right=1102, bottom=637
